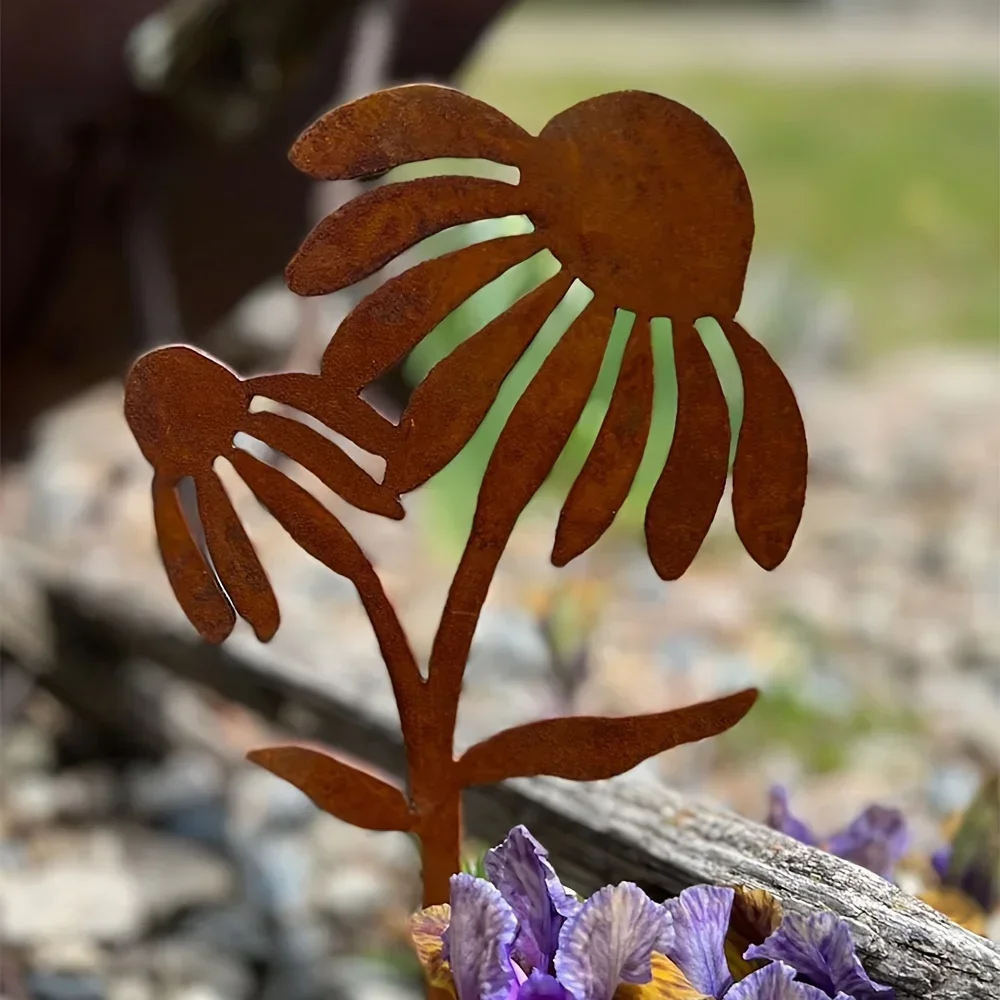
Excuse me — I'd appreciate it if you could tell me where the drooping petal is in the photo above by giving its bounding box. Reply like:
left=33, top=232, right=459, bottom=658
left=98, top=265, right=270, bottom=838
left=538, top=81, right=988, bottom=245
left=612, top=953, right=713, bottom=999
left=725, top=962, right=847, bottom=1000
left=645, top=318, right=730, bottom=581
left=744, top=912, right=894, bottom=1000
left=194, top=469, right=279, bottom=642
left=471, top=295, right=616, bottom=548
left=386, top=270, right=573, bottom=495
left=554, top=882, right=675, bottom=1000
left=718, top=318, right=807, bottom=571
left=553, top=316, right=654, bottom=566
left=409, top=903, right=458, bottom=993
left=517, top=970, right=576, bottom=1000
left=483, top=825, right=580, bottom=973
left=766, top=787, right=817, bottom=847
left=246, top=744, right=414, bottom=831
left=289, top=84, right=533, bottom=180
left=286, top=176, right=526, bottom=296
left=244, top=373, right=397, bottom=458
left=151, top=474, right=236, bottom=644
left=229, top=449, right=372, bottom=582
left=319, top=233, right=543, bottom=391
left=825, top=805, right=909, bottom=881
left=455, top=690, right=758, bottom=787
left=245, top=410, right=403, bottom=519
left=661, top=886, right=735, bottom=998
left=442, top=873, right=519, bottom=1000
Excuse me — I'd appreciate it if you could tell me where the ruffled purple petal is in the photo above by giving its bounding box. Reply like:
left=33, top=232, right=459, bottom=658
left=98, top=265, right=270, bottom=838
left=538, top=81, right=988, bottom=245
left=825, top=806, right=909, bottom=882
left=744, top=911, right=895, bottom=1000
left=553, top=882, right=674, bottom=1000
left=725, top=962, right=852, bottom=1000
left=443, top=873, right=519, bottom=1000
left=767, top=787, right=817, bottom=846
left=516, top=970, right=576, bottom=1000
left=661, top=885, right=735, bottom=998
left=485, top=825, right=580, bottom=972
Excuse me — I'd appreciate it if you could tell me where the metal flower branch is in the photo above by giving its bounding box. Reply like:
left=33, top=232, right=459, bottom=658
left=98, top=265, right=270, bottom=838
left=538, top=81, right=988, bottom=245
left=123, top=85, right=808, bottom=910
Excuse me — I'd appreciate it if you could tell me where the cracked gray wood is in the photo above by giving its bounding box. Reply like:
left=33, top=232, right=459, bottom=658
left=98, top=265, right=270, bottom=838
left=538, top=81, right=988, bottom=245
left=6, top=540, right=999, bottom=1000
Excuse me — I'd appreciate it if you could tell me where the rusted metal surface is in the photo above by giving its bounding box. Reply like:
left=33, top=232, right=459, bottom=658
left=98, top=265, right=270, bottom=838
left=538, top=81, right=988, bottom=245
left=122, top=84, right=808, bottom=913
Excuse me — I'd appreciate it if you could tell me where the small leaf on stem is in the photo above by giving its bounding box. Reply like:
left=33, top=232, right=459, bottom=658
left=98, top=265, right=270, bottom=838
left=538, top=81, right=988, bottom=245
left=247, top=744, right=415, bottom=831
left=455, top=689, right=758, bottom=787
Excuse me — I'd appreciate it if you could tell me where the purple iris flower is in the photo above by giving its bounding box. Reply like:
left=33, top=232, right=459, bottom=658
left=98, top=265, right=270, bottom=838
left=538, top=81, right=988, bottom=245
left=411, top=825, right=895, bottom=1000
left=766, top=786, right=909, bottom=882
left=660, top=886, right=895, bottom=1000
left=418, top=824, right=676, bottom=999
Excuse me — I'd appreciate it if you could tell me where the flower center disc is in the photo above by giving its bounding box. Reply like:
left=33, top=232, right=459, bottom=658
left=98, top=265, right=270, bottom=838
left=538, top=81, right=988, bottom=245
left=523, top=91, right=754, bottom=321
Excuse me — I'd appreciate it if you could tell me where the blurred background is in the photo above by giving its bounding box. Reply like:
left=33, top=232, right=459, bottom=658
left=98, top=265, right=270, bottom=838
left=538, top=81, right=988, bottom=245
left=1, top=0, right=998, bottom=998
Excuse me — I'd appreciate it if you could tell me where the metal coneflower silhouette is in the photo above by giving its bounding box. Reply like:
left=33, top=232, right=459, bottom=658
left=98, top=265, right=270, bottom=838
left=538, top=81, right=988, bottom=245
left=122, top=84, right=807, bottom=928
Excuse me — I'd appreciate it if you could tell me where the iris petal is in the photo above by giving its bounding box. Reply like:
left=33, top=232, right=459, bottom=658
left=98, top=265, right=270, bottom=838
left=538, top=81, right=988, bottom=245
left=766, top=787, right=818, bottom=847
left=825, top=805, right=908, bottom=881
left=744, top=912, right=894, bottom=1000
left=661, top=886, right=735, bottom=998
left=484, top=825, right=580, bottom=972
left=517, top=970, right=576, bottom=1000
left=725, top=962, right=849, bottom=1000
left=554, top=882, right=674, bottom=1000
left=443, top=873, right=519, bottom=1000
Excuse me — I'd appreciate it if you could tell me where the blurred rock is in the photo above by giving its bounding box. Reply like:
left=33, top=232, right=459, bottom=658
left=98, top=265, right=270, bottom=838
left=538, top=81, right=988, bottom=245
left=1, top=826, right=233, bottom=947
left=465, top=606, right=551, bottom=683
left=2, top=859, right=143, bottom=945
left=142, top=938, right=254, bottom=1000
left=26, top=971, right=106, bottom=1000
left=126, top=751, right=226, bottom=818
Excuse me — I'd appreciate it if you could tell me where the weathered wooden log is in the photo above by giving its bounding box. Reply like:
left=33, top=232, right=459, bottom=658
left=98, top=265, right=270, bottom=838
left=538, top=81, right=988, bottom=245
left=6, top=540, right=996, bottom=1000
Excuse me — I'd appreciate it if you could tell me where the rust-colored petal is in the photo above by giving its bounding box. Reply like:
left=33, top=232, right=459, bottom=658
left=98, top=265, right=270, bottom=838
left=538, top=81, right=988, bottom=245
left=385, top=270, right=573, bottom=495
left=553, top=316, right=654, bottom=566
left=245, top=373, right=397, bottom=458
left=471, top=295, right=616, bottom=546
left=455, top=689, right=757, bottom=787
left=290, top=84, right=533, bottom=180
left=151, top=474, right=236, bottom=644
left=195, top=469, right=279, bottom=642
left=718, top=318, right=807, bottom=570
left=320, top=233, right=543, bottom=391
left=645, top=319, right=731, bottom=581
left=245, top=410, right=403, bottom=519
left=286, top=177, right=527, bottom=297
left=230, top=448, right=372, bottom=581
left=247, top=744, right=414, bottom=831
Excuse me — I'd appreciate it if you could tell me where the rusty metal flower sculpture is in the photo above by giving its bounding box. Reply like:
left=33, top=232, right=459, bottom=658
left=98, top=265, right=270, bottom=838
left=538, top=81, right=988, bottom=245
left=123, top=84, right=808, bottom=930
left=284, top=85, right=808, bottom=580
